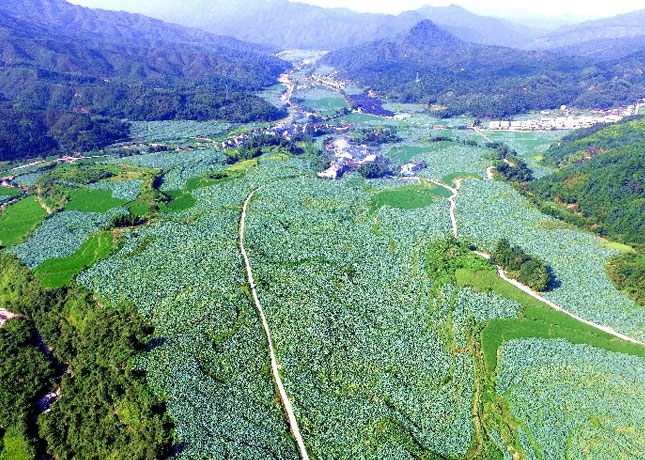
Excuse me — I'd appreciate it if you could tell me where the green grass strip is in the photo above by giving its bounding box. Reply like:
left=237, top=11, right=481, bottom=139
left=0, top=196, right=47, bottom=248
left=34, top=232, right=115, bottom=288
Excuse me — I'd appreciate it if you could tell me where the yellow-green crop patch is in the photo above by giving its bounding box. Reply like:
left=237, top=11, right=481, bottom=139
left=65, top=189, right=129, bottom=213
left=369, top=184, right=451, bottom=214
left=601, top=241, right=635, bottom=254
left=0, top=196, right=47, bottom=248
left=34, top=232, right=115, bottom=288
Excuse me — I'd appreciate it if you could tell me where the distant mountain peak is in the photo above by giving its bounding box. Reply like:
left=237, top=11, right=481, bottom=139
left=407, top=20, right=462, bottom=46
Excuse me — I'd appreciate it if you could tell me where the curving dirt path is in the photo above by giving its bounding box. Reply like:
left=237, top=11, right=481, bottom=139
left=428, top=178, right=462, bottom=239
left=240, top=188, right=310, bottom=460
left=431, top=178, right=645, bottom=347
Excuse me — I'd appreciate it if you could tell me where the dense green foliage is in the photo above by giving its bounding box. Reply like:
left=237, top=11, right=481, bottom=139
left=493, top=239, right=551, bottom=291
left=425, top=237, right=493, bottom=288
left=353, top=127, right=401, bottom=146
left=0, top=254, right=174, bottom=459
left=531, top=118, right=645, bottom=245
left=0, top=0, right=289, bottom=162
left=490, top=143, right=533, bottom=183
left=0, top=319, right=56, bottom=460
left=323, top=21, right=645, bottom=117
left=357, top=158, right=392, bottom=179
left=0, top=110, right=129, bottom=162
left=607, top=251, right=645, bottom=306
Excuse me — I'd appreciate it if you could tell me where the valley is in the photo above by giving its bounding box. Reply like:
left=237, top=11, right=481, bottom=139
left=0, top=1, right=644, bottom=459
left=1, top=49, right=644, bottom=460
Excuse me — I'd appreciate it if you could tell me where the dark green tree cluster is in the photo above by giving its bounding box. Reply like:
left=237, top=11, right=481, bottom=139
left=0, top=319, right=56, bottom=459
left=358, top=158, right=392, bottom=179
left=0, top=255, right=174, bottom=460
left=493, top=239, right=551, bottom=291
left=607, top=251, right=645, bottom=306
left=353, top=127, right=401, bottom=146
left=489, top=143, right=534, bottom=184
left=0, top=110, right=129, bottom=162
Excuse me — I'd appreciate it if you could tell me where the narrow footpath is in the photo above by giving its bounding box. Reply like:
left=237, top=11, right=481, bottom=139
left=239, top=188, right=310, bottom=460
left=430, top=177, right=645, bottom=347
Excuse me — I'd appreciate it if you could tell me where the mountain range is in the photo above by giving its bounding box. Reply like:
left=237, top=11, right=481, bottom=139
left=65, top=0, right=645, bottom=59
left=0, top=0, right=290, bottom=161
left=322, top=20, right=645, bottom=117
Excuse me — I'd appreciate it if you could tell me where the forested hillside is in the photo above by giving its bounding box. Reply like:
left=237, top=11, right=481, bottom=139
left=530, top=117, right=645, bottom=245
left=0, top=0, right=289, bottom=161
left=323, top=21, right=645, bottom=117
left=518, top=117, right=645, bottom=305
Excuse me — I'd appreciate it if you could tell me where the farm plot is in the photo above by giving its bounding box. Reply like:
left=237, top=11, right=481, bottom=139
left=481, top=130, right=568, bottom=178
left=456, top=179, right=645, bottom=341
left=128, top=120, right=237, bottom=143
left=8, top=208, right=125, bottom=269
left=257, top=84, right=288, bottom=108
left=390, top=142, right=489, bottom=181
left=0, top=196, right=48, bottom=248
left=244, top=177, right=477, bottom=459
left=88, top=179, right=143, bottom=200
left=34, top=231, right=115, bottom=288
left=75, top=161, right=312, bottom=459
left=65, top=188, right=129, bottom=213
left=297, top=87, right=348, bottom=115
left=497, top=338, right=645, bottom=460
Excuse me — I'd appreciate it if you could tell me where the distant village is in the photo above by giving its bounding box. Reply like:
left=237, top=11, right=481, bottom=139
left=488, top=100, right=643, bottom=131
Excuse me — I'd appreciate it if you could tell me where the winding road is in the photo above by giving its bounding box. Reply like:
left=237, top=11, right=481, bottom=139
left=429, top=177, right=645, bottom=347
left=240, top=188, right=310, bottom=460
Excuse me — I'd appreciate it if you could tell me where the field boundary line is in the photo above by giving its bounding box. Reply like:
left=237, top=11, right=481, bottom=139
left=239, top=187, right=310, bottom=460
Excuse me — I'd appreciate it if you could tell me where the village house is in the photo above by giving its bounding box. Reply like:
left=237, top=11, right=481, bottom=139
left=400, top=161, right=427, bottom=177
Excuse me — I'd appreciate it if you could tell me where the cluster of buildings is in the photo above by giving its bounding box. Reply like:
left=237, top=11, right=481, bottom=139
left=400, top=161, right=426, bottom=177
left=309, top=72, right=347, bottom=91
left=488, top=101, right=643, bottom=132
left=317, top=137, right=377, bottom=180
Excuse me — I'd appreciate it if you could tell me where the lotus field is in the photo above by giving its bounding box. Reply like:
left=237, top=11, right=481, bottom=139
left=1, top=109, right=644, bottom=460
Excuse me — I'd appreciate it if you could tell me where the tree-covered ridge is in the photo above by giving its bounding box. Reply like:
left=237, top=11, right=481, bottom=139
left=0, top=0, right=290, bottom=162
left=542, top=116, right=645, bottom=166
left=530, top=119, right=645, bottom=245
left=323, top=21, right=645, bottom=118
left=0, top=254, right=174, bottom=459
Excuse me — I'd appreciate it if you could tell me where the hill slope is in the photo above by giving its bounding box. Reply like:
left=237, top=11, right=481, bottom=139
left=530, top=117, right=645, bottom=245
left=323, top=21, right=645, bottom=117
left=529, top=9, right=645, bottom=51
left=0, top=0, right=289, bottom=161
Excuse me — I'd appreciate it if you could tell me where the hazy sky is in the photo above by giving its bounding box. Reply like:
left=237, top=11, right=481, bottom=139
left=68, top=0, right=642, bottom=19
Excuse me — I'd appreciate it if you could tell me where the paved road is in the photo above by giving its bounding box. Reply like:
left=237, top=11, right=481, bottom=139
left=239, top=188, right=310, bottom=460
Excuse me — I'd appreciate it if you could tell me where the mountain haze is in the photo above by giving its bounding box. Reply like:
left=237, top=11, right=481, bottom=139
left=64, top=0, right=548, bottom=50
